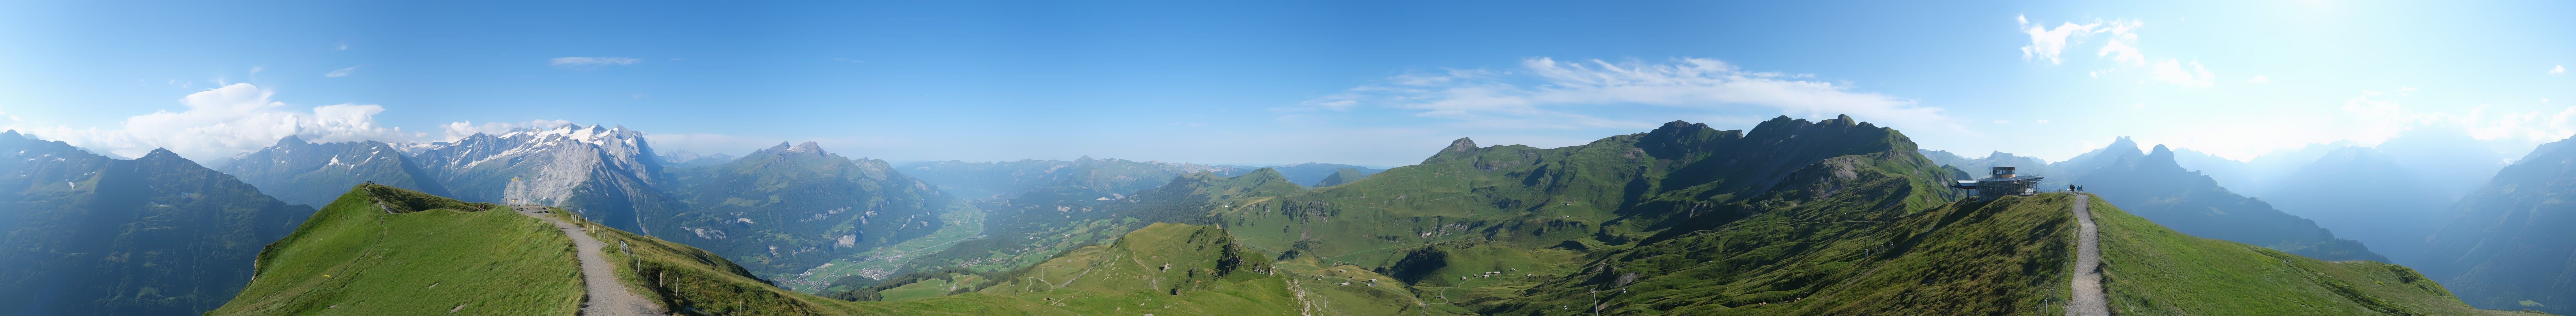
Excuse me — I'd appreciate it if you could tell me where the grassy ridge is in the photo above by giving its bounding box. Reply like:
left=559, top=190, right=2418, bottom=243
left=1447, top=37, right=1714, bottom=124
left=1478, top=171, right=2062, bottom=315
left=220, top=185, right=1354, bottom=316
left=963, top=223, right=1305, bottom=315
left=209, top=184, right=582, bottom=316
left=2090, top=195, right=2543, bottom=316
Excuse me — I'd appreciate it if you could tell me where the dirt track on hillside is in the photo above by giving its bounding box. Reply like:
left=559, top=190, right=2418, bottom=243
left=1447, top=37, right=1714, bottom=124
left=2067, top=194, right=2110, bottom=316
left=516, top=206, right=668, bottom=316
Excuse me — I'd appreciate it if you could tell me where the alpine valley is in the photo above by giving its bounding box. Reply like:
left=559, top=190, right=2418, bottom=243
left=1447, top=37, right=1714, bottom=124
left=0, top=117, right=2552, bottom=315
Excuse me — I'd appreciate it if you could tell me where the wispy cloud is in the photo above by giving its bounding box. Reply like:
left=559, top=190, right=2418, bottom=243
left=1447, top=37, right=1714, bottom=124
left=1296, top=57, right=1950, bottom=131
left=2018, top=15, right=2143, bottom=65
left=324, top=66, right=361, bottom=78
left=2019, top=15, right=2220, bottom=88
left=2553, top=65, right=2566, bottom=74
left=549, top=57, right=642, bottom=67
left=2149, top=60, right=2215, bottom=87
left=436, top=119, right=576, bottom=142
left=6, top=83, right=420, bottom=159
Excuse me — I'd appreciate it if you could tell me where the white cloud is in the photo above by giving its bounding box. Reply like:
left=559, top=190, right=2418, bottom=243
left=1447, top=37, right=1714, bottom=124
left=2093, top=19, right=2146, bottom=66
left=2246, top=75, right=2271, bottom=83
left=9, top=83, right=419, bottom=160
left=437, top=119, right=576, bottom=142
left=2148, top=60, right=2216, bottom=87
left=2314, top=89, right=2576, bottom=150
left=1297, top=57, right=1950, bottom=131
left=2553, top=65, right=2566, bottom=74
left=325, top=66, right=361, bottom=78
left=2020, top=16, right=2218, bottom=88
left=549, top=57, right=641, bottom=67
left=2018, top=15, right=2100, bottom=64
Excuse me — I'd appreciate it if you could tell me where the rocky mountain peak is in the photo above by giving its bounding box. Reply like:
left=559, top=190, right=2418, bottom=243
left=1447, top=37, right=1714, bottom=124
left=1444, top=138, right=1478, bottom=152
left=788, top=141, right=823, bottom=153
left=1651, top=120, right=1711, bottom=134
left=143, top=148, right=184, bottom=160
left=274, top=135, right=308, bottom=147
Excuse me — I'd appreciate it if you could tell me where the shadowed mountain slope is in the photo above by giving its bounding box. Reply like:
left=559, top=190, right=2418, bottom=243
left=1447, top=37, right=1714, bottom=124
left=2420, top=135, right=2576, bottom=314
left=0, top=131, right=312, bottom=316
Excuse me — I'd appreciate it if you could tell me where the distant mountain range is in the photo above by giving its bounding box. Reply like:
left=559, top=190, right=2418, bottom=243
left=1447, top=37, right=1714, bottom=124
left=1224, top=162, right=1383, bottom=186
left=1927, top=137, right=2385, bottom=262
left=2, top=116, right=2547, bottom=315
left=2052, top=141, right=2385, bottom=261
left=219, top=136, right=449, bottom=208
left=196, top=118, right=2525, bottom=315
left=657, top=149, right=737, bottom=168
left=2420, top=134, right=2576, bottom=313
left=896, top=157, right=1245, bottom=200
left=2165, top=128, right=2508, bottom=267
left=406, top=124, right=686, bottom=234
left=0, top=131, right=310, bottom=315
left=660, top=141, right=950, bottom=276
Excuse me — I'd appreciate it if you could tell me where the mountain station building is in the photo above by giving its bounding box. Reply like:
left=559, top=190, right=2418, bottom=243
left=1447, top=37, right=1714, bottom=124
left=1950, top=166, right=2043, bottom=198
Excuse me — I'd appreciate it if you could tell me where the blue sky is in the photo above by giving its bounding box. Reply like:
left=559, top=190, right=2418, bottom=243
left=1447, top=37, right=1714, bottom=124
left=1, top=0, right=2570, bottom=166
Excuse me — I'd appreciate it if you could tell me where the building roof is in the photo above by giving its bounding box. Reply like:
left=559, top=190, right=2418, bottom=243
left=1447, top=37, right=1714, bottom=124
left=1976, top=175, right=2045, bottom=183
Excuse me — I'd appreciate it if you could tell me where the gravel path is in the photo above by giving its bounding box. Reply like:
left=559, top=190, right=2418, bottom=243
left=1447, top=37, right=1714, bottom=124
left=2066, top=194, right=2111, bottom=316
left=515, top=205, right=668, bottom=316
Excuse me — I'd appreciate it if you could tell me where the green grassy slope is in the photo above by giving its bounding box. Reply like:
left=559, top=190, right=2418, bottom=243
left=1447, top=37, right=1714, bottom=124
left=2089, top=195, right=2543, bottom=316
left=1214, top=117, right=1954, bottom=271
left=209, top=184, right=581, bottom=316
left=961, top=223, right=1304, bottom=315
left=1474, top=172, right=2066, bottom=315
left=216, top=185, right=1367, bottom=316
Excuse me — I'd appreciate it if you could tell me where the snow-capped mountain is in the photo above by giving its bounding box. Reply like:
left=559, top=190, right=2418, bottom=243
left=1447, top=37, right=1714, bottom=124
left=408, top=124, right=684, bottom=233
left=219, top=136, right=449, bottom=208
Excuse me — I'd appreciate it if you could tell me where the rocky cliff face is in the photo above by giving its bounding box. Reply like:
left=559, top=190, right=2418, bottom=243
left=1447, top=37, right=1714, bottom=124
left=408, top=124, right=682, bottom=233
left=0, top=131, right=312, bottom=315
left=219, top=136, right=449, bottom=208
